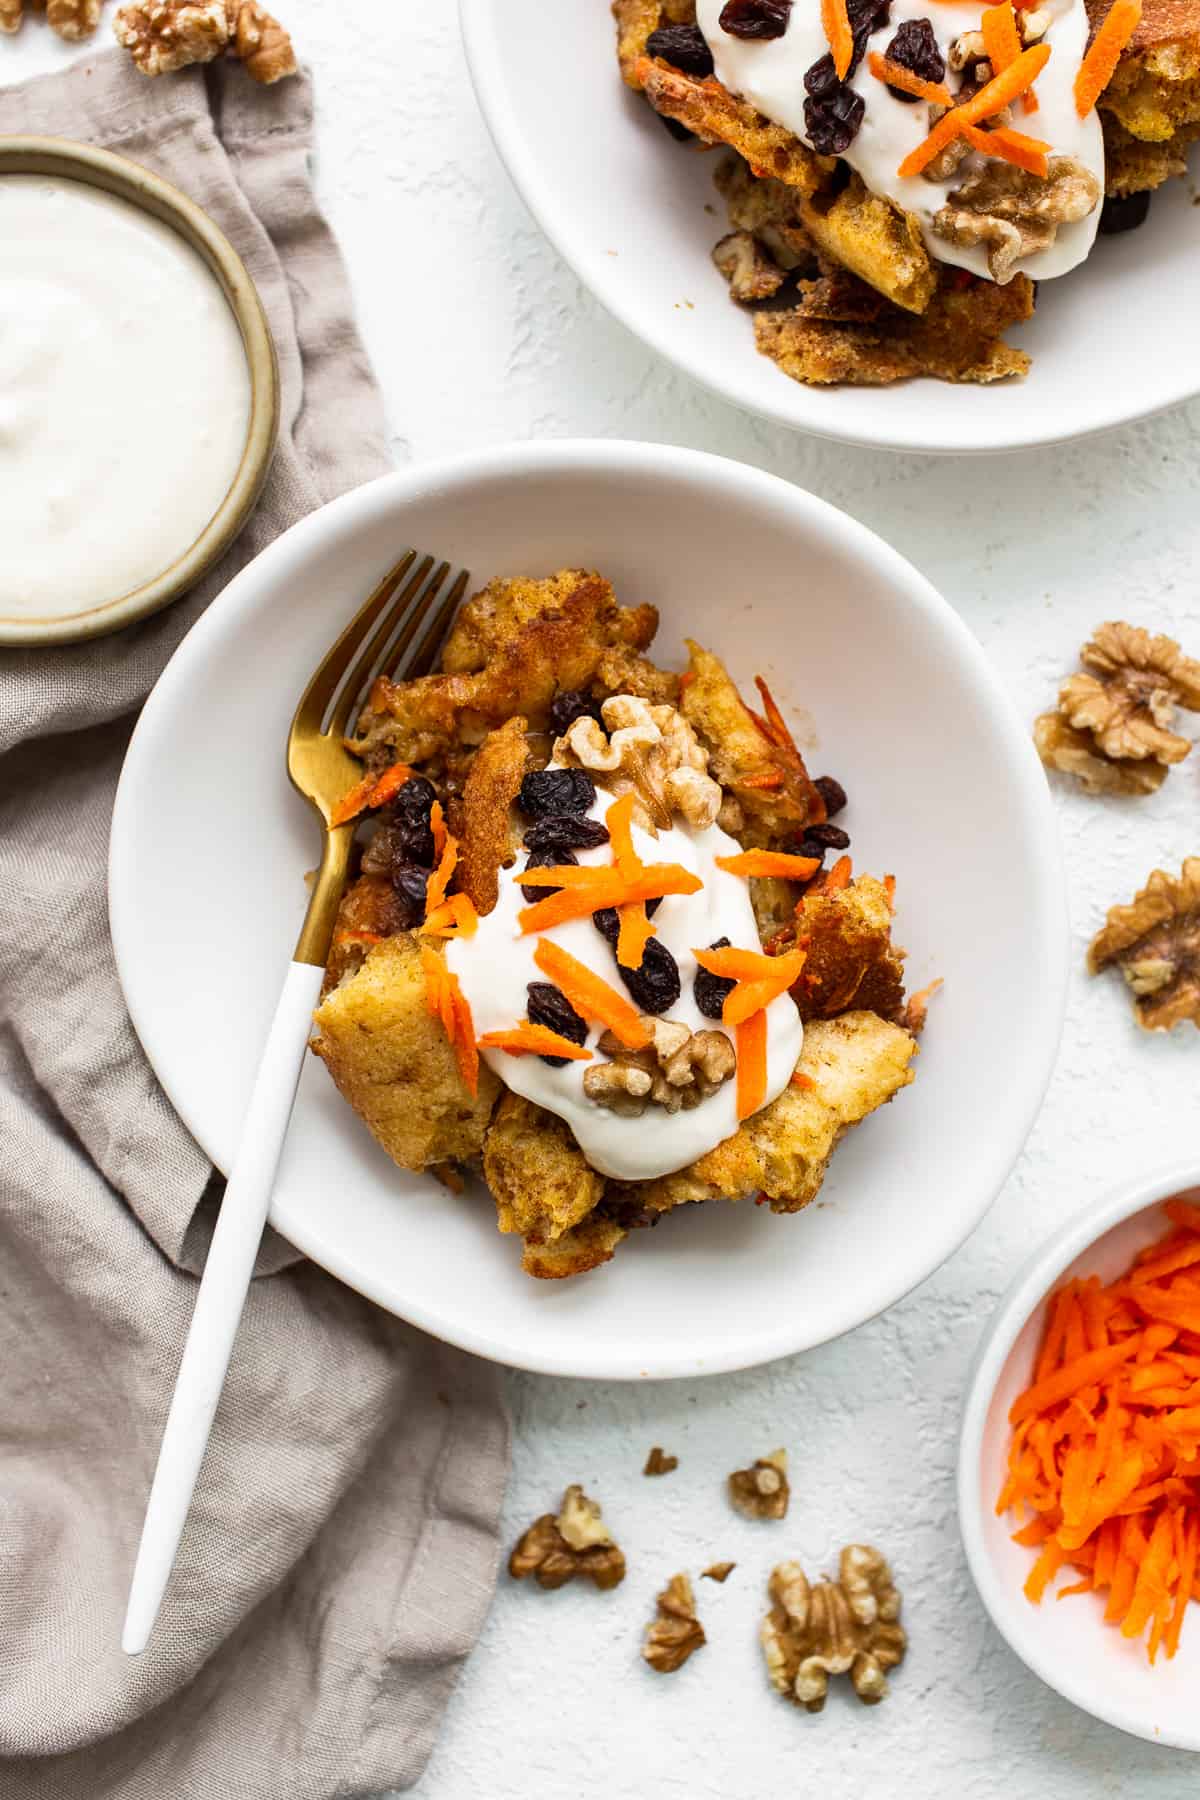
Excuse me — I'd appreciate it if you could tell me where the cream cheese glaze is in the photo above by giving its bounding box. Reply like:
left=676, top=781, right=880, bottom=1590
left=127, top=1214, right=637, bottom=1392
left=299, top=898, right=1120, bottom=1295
left=445, top=775, right=803, bottom=1182
left=0, top=175, right=250, bottom=622
left=695, top=0, right=1104, bottom=281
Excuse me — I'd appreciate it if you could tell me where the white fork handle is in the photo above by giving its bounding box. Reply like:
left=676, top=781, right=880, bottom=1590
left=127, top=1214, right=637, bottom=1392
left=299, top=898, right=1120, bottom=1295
left=122, top=959, right=326, bottom=1655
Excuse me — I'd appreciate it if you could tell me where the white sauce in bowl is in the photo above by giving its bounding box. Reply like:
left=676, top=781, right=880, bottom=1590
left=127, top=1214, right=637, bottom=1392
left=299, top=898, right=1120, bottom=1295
left=445, top=780, right=803, bottom=1182
left=0, top=175, right=251, bottom=622
left=695, top=0, right=1103, bottom=281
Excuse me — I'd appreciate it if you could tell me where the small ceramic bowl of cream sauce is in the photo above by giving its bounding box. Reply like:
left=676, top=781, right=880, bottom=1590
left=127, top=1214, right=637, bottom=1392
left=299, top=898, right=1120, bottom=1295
left=0, top=136, right=278, bottom=646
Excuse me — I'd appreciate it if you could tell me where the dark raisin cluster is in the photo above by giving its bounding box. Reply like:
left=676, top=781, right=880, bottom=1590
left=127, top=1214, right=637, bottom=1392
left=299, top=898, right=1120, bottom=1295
left=524, top=814, right=611, bottom=855
left=1099, top=190, right=1151, bottom=234
left=814, top=774, right=848, bottom=817
left=719, top=0, right=792, bottom=39
left=803, top=0, right=889, bottom=153
left=796, top=775, right=849, bottom=867
left=882, top=18, right=945, bottom=100
left=694, top=937, right=737, bottom=1021
left=527, top=981, right=589, bottom=1066
left=593, top=908, right=681, bottom=1014
left=548, top=689, right=606, bottom=737
left=645, top=21, right=715, bottom=75
left=361, top=774, right=440, bottom=925
left=518, top=768, right=597, bottom=818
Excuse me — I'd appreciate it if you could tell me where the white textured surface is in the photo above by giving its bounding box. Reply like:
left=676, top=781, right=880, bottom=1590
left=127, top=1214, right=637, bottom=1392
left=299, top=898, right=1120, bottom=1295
left=8, top=5, right=1200, bottom=1793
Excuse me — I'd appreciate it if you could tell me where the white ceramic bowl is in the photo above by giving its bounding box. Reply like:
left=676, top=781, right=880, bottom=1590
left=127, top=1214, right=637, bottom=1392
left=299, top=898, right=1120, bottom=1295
left=959, top=1160, right=1200, bottom=1749
left=110, top=439, right=1067, bottom=1378
left=459, top=0, right=1200, bottom=454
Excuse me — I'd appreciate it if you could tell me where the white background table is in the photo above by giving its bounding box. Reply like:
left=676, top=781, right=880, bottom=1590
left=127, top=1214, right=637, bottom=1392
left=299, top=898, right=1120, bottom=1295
left=9, top=6, right=1199, bottom=1794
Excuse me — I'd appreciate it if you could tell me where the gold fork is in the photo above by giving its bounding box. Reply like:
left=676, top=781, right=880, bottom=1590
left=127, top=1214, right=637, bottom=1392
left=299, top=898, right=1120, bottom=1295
left=122, top=550, right=469, bottom=1657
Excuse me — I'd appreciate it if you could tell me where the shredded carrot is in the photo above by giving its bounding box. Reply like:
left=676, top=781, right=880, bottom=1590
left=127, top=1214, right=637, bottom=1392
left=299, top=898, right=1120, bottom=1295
left=694, top=945, right=791, bottom=981
left=960, top=122, right=1050, bottom=176
left=820, top=0, right=855, bottom=76
left=616, top=902, right=655, bottom=970
left=517, top=863, right=702, bottom=935
left=478, top=1023, right=592, bottom=1062
left=884, top=874, right=896, bottom=910
left=419, top=894, right=479, bottom=939
left=334, top=929, right=384, bottom=948
left=897, top=43, right=1051, bottom=176
left=808, top=854, right=853, bottom=896
left=737, top=769, right=785, bottom=790
left=1075, top=0, right=1142, bottom=116
left=419, top=945, right=478, bottom=1094
left=694, top=944, right=807, bottom=1026
left=867, top=50, right=952, bottom=104
left=328, top=760, right=414, bottom=828
left=791, top=1070, right=815, bottom=1090
left=716, top=849, right=823, bottom=882
left=678, top=670, right=695, bottom=694
left=981, top=2, right=1022, bottom=72
left=750, top=675, right=827, bottom=821
left=430, top=799, right=448, bottom=862
left=450, top=984, right=479, bottom=1095
left=533, top=938, right=651, bottom=1050
left=425, top=833, right=459, bottom=913
left=999, top=1203, right=1200, bottom=1662
left=606, top=791, right=642, bottom=880
left=736, top=1008, right=768, bottom=1121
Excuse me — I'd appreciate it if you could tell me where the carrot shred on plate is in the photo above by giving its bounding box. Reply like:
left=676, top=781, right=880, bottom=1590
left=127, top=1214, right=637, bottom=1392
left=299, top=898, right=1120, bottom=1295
left=821, top=0, right=856, bottom=77
left=884, top=874, right=896, bottom=909
left=419, top=945, right=478, bottom=1094
left=897, top=43, right=1050, bottom=176
left=960, top=122, right=1050, bottom=176
left=606, top=791, right=642, bottom=880
left=982, top=2, right=1022, bottom=71
left=328, top=760, right=414, bottom=828
left=478, top=1022, right=592, bottom=1062
left=425, top=834, right=459, bottom=913
left=694, top=944, right=807, bottom=1025
left=805, top=854, right=853, bottom=897
left=867, top=50, right=952, bottom=104
left=517, top=863, right=701, bottom=935
left=419, top=893, right=479, bottom=939
left=1075, top=0, right=1142, bottom=115
left=737, top=769, right=785, bottom=790
left=429, top=798, right=448, bottom=862
left=735, top=1008, right=768, bottom=1121
left=715, top=849, right=822, bottom=881
left=533, top=937, right=651, bottom=1050
left=998, top=1203, right=1200, bottom=1660
left=334, top=929, right=384, bottom=948
left=616, top=901, right=655, bottom=970
left=790, top=1070, right=816, bottom=1090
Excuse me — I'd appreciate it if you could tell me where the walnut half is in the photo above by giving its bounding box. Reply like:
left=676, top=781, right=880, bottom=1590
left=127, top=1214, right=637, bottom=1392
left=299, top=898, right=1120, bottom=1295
left=509, top=1485, right=626, bottom=1591
left=643, top=1573, right=707, bottom=1674
left=729, top=1448, right=790, bottom=1520
left=559, top=695, right=722, bottom=831
left=1088, top=858, right=1200, bottom=1031
left=114, top=0, right=295, bottom=81
left=1060, top=621, right=1200, bottom=767
left=762, top=1546, right=907, bottom=1713
left=932, top=154, right=1100, bottom=283
left=584, top=1018, right=736, bottom=1118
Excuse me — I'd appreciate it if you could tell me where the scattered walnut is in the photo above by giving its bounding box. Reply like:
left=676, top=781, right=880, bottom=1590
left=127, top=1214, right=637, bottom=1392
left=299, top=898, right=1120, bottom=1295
left=114, top=0, right=294, bottom=81
left=509, top=1485, right=627, bottom=1591
left=0, top=0, right=23, bottom=30
left=762, top=1546, right=907, bottom=1713
left=1018, top=5, right=1050, bottom=40
left=729, top=1448, right=790, bottom=1520
left=1, top=0, right=100, bottom=33
left=584, top=1018, right=736, bottom=1117
left=933, top=155, right=1100, bottom=283
left=643, top=1573, right=707, bottom=1674
left=703, top=1561, right=737, bottom=1582
left=946, top=28, right=985, bottom=69
left=1088, top=858, right=1200, bottom=1031
left=644, top=1446, right=679, bottom=1476
left=559, top=695, right=721, bottom=831
left=713, top=229, right=787, bottom=302
left=1034, top=712, right=1168, bottom=796
left=1060, top=621, right=1200, bottom=768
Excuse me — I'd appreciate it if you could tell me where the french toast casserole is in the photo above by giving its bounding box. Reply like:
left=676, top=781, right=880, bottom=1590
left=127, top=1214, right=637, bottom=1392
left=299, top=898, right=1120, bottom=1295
left=614, top=0, right=1198, bottom=384
left=310, top=568, right=925, bottom=1279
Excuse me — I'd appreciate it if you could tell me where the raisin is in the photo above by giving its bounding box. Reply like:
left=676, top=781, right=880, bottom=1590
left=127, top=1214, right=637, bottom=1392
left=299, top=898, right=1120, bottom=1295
left=814, top=774, right=848, bottom=817
left=646, top=21, right=715, bottom=75
left=518, top=768, right=597, bottom=818
left=1100, top=190, right=1151, bottom=234
left=883, top=17, right=944, bottom=98
left=592, top=909, right=681, bottom=1014
left=362, top=822, right=435, bottom=881
left=720, top=0, right=792, bottom=38
left=521, top=845, right=578, bottom=903
left=804, top=84, right=865, bottom=154
left=805, top=52, right=840, bottom=98
left=694, top=936, right=737, bottom=1021
left=383, top=774, right=438, bottom=867
left=802, top=822, right=851, bottom=852
left=524, top=813, right=611, bottom=854
left=548, top=689, right=605, bottom=736
left=527, top=981, right=589, bottom=1066
left=391, top=864, right=431, bottom=926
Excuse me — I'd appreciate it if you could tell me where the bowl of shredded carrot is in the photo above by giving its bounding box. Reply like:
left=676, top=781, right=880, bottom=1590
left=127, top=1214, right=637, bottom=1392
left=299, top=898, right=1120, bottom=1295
left=960, top=1160, right=1200, bottom=1747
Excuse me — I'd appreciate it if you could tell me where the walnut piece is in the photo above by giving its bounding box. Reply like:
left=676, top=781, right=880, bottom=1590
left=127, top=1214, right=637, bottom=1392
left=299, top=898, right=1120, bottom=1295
left=729, top=1448, right=790, bottom=1520
left=584, top=1018, right=736, bottom=1118
left=643, top=1446, right=678, bottom=1476
left=762, top=1546, right=907, bottom=1713
left=933, top=155, right=1100, bottom=283
left=113, top=0, right=295, bottom=81
left=703, top=1561, right=737, bottom=1582
left=713, top=230, right=787, bottom=302
left=0, top=0, right=22, bottom=30
left=1088, top=858, right=1200, bottom=1031
left=509, top=1485, right=626, bottom=1591
left=559, top=695, right=721, bottom=831
left=643, top=1573, right=707, bottom=1674
left=1034, top=712, right=1168, bottom=796
left=1059, top=621, right=1200, bottom=767
left=1, top=0, right=101, bottom=34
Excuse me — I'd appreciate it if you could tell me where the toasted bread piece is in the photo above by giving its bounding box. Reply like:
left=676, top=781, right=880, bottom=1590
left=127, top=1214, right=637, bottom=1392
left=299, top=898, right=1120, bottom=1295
left=520, top=1210, right=629, bottom=1279
left=457, top=715, right=530, bottom=916
left=632, top=1011, right=917, bottom=1214
left=442, top=568, right=657, bottom=674
left=680, top=641, right=814, bottom=847
left=1102, top=110, right=1199, bottom=189
left=483, top=1092, right=605, bottom=1242
left=312, top=934, right=500, bottom=1169
left=795, top=876, right=907, bottom=1021
left=613, top=0, right=697, bottom=87
left=1093, top=0, right=1200, bottom=144
left=799, top=178, right=937, bottom=316
left=636, top=57, right=826, bottom=192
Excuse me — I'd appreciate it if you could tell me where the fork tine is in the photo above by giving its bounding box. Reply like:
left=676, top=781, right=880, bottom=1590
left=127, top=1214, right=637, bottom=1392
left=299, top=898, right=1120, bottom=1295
left=330, top=559, right=449, bottom=740
left=388, top=566, right=470, bottom=685
left=291, top=550, right=419, bottom=737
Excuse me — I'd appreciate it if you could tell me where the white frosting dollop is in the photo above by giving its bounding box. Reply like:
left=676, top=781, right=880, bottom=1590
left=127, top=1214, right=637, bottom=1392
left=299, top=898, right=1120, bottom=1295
left=445, top=778, right=803, bottom=1182
left=695, top=0, right=1103, bottom=281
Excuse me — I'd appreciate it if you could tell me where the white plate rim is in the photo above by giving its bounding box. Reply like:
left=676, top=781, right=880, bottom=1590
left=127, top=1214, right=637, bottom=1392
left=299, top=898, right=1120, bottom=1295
left=457, top=0, right=1193, bottom=457
left=110, top=437, right=1069, bottom=1378
left=957, top=1155, right=1200, bottom=1747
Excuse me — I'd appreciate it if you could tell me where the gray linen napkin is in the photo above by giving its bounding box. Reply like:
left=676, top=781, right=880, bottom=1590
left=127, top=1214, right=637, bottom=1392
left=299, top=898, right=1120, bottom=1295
left=0, top=53, right=508, bottom=1800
